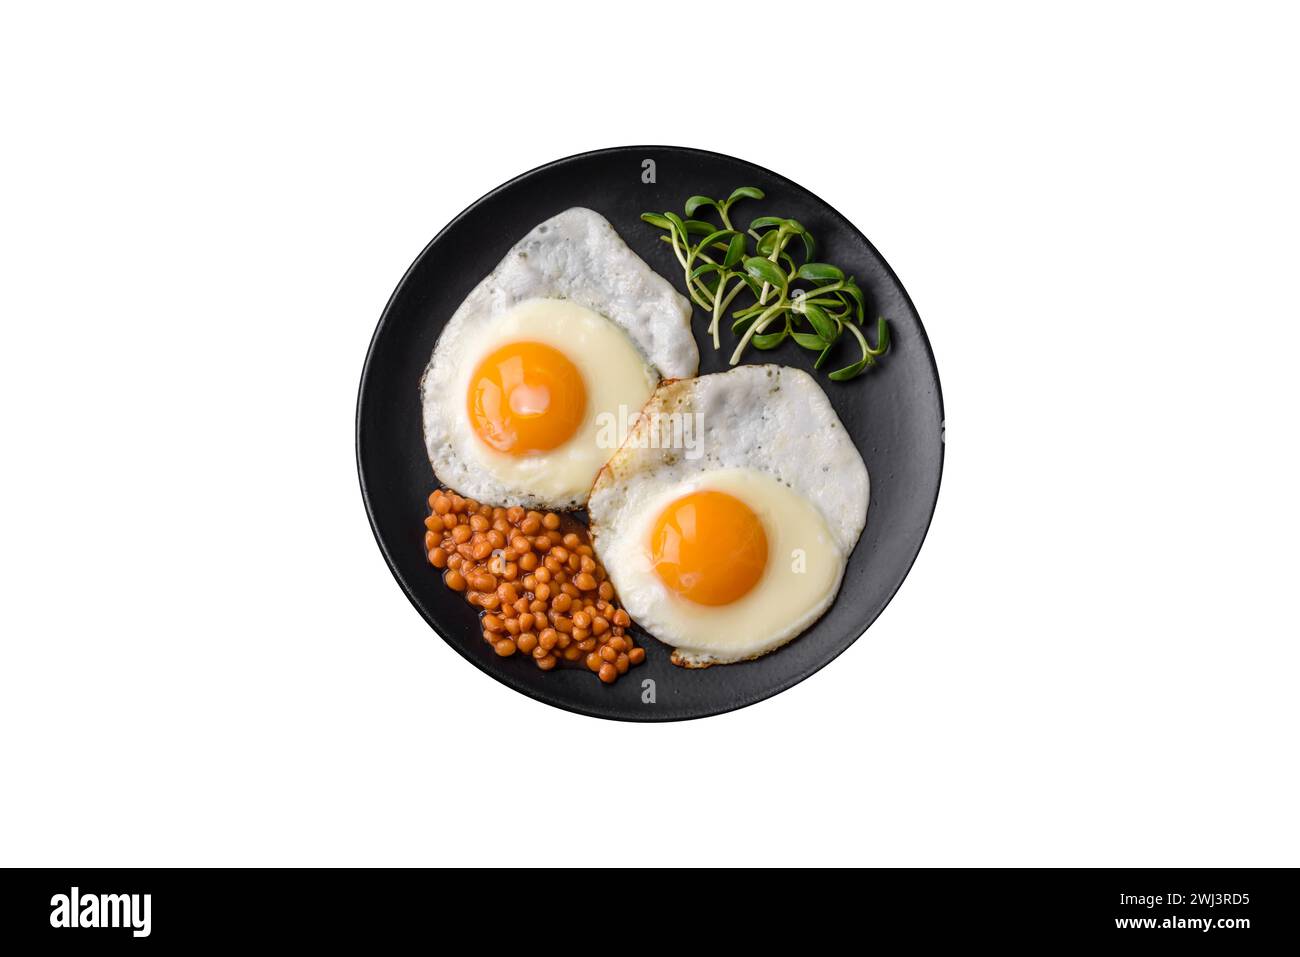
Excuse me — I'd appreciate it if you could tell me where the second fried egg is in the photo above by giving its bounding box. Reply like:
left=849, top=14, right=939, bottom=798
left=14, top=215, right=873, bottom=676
left=588, top=365, right=870, bottom=666
left=596, top=467, right=846, bottom=665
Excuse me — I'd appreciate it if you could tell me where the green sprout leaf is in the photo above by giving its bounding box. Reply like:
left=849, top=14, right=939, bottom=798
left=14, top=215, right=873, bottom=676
left=691, top=262, right=726, bottom=280
left=829, top=322, right=876, bottom=380
left=796, top=262, right=845, bottom=283
left=802, top=302, right=840, bottom=342
left=743, top=256, right=787, bottom=289
left=684, top=195, right=719, bottom=217
left=867, top=316, right=890, bottom=356
left=841, top=279, right=866, bottom=322
left=723, top=233, right=747, bottom=268
left=753, top=328, right=789, bottom=350
left=791, top=330, right=828, bottom=350
left=698, top=228, right=737, bottom=250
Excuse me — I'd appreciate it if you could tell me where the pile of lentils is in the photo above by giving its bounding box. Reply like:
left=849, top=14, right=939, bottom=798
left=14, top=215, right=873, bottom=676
left=424, top=489, right=644, bottom=684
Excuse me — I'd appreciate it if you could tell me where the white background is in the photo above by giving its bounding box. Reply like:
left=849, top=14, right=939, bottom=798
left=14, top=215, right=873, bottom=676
left=2, top=2, right=1297, bottom=867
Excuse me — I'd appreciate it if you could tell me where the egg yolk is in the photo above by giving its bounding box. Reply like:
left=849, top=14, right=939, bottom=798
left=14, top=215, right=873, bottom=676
left=650, top=490, right=769, bottom=606
left=467, top=341, right=587, bottom=455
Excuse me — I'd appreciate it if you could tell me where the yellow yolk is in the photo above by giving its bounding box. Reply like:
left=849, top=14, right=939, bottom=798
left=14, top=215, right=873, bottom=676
left=467, top=341, right=587, bottom=455
left=650, top=490, right=769, bottom=606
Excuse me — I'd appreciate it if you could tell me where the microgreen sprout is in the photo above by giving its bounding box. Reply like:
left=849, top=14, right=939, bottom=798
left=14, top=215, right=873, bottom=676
left=642, top=187, right=889, bottom=381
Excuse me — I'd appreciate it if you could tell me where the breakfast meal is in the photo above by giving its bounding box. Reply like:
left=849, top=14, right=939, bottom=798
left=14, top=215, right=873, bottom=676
left=588, top=365, right=868, bottom=666
left=415, top=187, right=887, bottom=686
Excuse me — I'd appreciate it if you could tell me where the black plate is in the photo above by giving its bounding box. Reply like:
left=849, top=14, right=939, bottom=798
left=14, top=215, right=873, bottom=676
left=357, top=146, right=944, bottom=721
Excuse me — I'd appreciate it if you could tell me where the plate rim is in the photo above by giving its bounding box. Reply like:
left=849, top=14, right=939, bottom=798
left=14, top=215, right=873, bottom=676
left=355, top=144, right=946, bottom=722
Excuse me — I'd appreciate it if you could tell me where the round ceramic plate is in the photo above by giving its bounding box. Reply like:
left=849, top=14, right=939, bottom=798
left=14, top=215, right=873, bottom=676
left=357, top=146, right=943, bottom=721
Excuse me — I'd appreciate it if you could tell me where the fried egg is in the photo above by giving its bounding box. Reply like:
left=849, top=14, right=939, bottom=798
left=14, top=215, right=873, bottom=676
left=588, top=365, right=869, bottom=666
left=421, top=208, right=697, bottom=509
